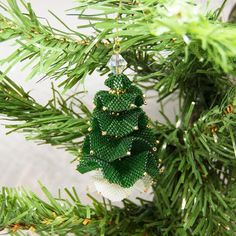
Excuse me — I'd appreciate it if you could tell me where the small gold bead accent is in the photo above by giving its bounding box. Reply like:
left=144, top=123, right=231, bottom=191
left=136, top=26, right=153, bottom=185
left=156, top=140, right=160, bottom=144
left=130, top=104, right=136, bottom=108
left=88, top=127, right=92, bottom=132
left=102, top=106, right=107, bottom=111
left=29, top=226, right=36, bottom=232
left=147, top=124, right=151, bottom=128
left=172, top=37, right=177, bottom=42
left=102, top=131, right=107, bottom=136
left=144, top=100, right=147, bottom=105
left=133, top=126, right=139, bottom=130
left=144, top=172, right=147, bottom=176
left=143, top=94, right=146, bottom=98
left=90, top=150, right=94, bottom=155
left=83, top=218, right=91, bottom=226
left=127, top=151, right=131, bottom=156
left=153, top=147, right=157, bottom=152
left=116, top=113, right=120, bottom=116
left=224, top=104, right=234, bottom=114
left=160, top=166, right=165, bottom=173
left=210, top=126, right=217, bottom=134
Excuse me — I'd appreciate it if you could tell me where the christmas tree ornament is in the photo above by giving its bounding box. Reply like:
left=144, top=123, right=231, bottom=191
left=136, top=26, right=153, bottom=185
left=76, top=0, right=158, bottom=201
left=77, top=52, right=159, bottom=200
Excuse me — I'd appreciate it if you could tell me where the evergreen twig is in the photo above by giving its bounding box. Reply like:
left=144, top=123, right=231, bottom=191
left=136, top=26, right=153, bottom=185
left=0, top=184, right=160, bottom=236
left=0, top=72, right=90, bottom=156
left=0, top=0, right=236, bottom=92
left=0, top=1, right=235, bottom=235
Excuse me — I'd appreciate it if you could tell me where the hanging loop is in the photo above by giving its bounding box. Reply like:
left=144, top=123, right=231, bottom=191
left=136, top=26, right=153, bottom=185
left=112, top=0, right=122, bottom=54
left=113, top=38, right=121, bottom=54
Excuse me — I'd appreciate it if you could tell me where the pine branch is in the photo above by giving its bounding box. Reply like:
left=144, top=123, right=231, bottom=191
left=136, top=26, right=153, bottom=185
left=0, top=0, right=112, bottom=89
left=0, top=1, right=235, bottom=235
left=0, top=79, right=235, bottom=236
left=0, top=184, right=107, bottom=235
left=74, top=0, right=236, bottom=74
left=74, top=0, right=236, bottom=102
left=0, top=184, right=161, bottom=236
left=0, top=72, right=90, bottom=156
left=0, top=0, right=236, bottom=94
left=151, top=87, right=236, bottom=235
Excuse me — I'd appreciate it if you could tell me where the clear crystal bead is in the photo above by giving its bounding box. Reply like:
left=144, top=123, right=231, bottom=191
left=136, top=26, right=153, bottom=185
left=107, top=54, right=127, bottom=74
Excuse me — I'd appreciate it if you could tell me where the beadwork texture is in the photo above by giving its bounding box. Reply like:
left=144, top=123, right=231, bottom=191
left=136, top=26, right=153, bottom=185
left=77, top=73, right=159, bottom=188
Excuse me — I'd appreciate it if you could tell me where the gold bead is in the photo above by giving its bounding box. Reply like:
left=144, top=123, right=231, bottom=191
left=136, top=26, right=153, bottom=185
left=88, top=127, right=92, bottom=132
left=90, top=150, right=94, bottom=155
left=83, top=218, right=91, bottom=225
left=153, top=147, right=157, bottom=152
left=102, top=131, right=107, bottom=136
left=29, top=226, right=36, bottom=232
left=144, top=100, right=147, bottom=105
left=133, top=126, right=139, bottom=130
left=147, top=124, right=151, bottom=128
left=160, top=166, right=165, bottom=173
left=144, top=172, right=147, bottom=176
left=109, top=90, right=115, bottom=94
left=224, top=104, right=234, bottom=114
left=127, top=151, right=131, bottom=156
left=172, top=37, right=177, bottom=42
left=156, top=140, right=160, bottom=144
left=130, top=104, right=136, bottom=108
left=143, top=94, right=146, bottom=98
left=210, top=126, right=217, bottom=134
left=102, top=106, right=107, bottom=111
left=116, top=113, right=120, bottom=116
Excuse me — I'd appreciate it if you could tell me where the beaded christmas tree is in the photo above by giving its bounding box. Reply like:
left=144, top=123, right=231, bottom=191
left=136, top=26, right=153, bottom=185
left=77, top=54, right=159, bottom=194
